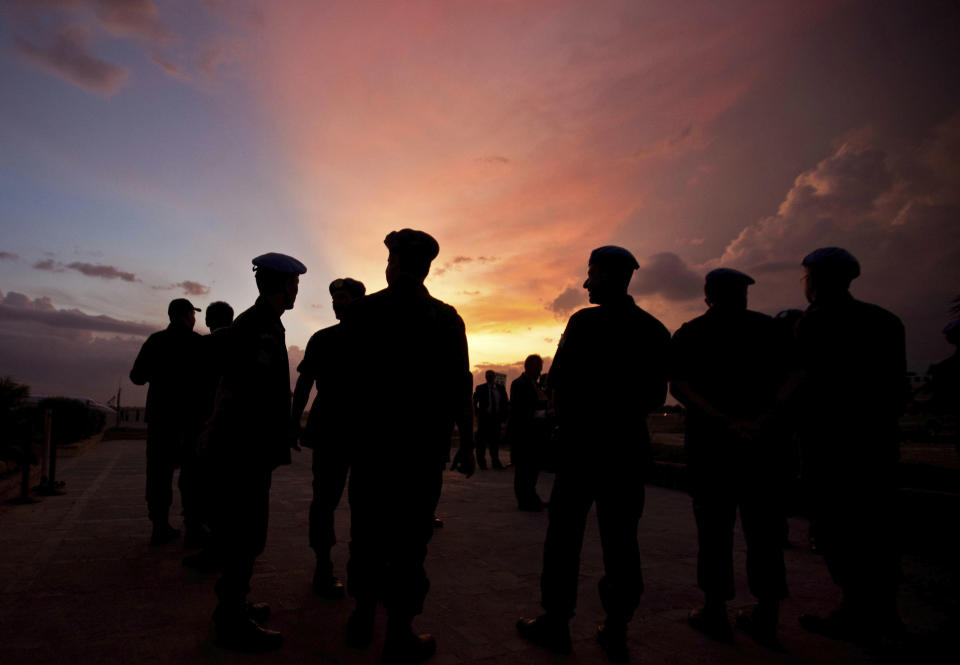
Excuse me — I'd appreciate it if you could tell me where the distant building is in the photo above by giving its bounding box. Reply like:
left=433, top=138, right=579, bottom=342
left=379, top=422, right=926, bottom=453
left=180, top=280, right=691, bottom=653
left=118, top=406, right=148, bottom=429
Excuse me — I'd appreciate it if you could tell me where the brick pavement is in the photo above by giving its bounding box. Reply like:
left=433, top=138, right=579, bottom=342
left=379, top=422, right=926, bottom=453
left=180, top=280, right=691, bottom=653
left=0, top=439, right=954, bottom=664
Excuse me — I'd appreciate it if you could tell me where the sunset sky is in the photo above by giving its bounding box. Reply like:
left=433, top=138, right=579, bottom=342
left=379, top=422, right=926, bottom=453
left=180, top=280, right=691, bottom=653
left=1, top=0, right=959, bottom=404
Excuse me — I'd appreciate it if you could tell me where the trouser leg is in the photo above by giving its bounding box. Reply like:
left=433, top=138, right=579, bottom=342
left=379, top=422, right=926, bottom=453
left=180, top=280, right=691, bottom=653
left=541, top=471, right=594, bottom=619
left=475, top=421, right=490, bottom=466
left=213, top=468, right=272, bottom=611
left=513, top=442, right=540, bottom=505
left=383, top=469, right=441, bottom=619
left=692, top=488, right=737, bottom=601
left=489, top=428, right=502, bottom=466
left=596, top=483, right=645, bottom=625
left=310, top=447, right=350, bottom=576
left=347, top=466, right=386, bottom=604
left=146, top=438, right=177, bottom=524
left=740, top=484, right=788, bottom=602
left=178, top=440, right=202, bottom=529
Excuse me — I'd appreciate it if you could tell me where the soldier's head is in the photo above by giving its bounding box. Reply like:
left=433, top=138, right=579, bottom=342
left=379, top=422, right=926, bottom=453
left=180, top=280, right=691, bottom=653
left=801, top=247, right=859, bottom=303
left=384, top=229, right=440, bottom=287
left=329, top=277, right=366, bottom=320
left=524, top=354, right=543, bottom=379
left=167, top=298, right=200, bottom=331
left=205, top=301, right=234, bottom=332
left=252, top=253, right=307, bottom=311
left=584, top=246, right=639, bottom=305
left=485, top=370, right=496, bottom=385
left=704, top=268, right=754, bottom=311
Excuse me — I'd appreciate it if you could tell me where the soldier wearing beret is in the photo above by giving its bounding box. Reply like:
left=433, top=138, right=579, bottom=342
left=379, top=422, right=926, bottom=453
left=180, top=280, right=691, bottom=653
left=130, top=298, right=203, bottom=546
left=792, top=248, right=907, bottom=644
left=669, top=268, right=790, bottom=648
left=342, top=229, right=474, bottom=664
left=202, top=252, right=306, bottom=652
left=517, top=246, right=670, bottom=664
left=290, top=277, right=366, bottom=599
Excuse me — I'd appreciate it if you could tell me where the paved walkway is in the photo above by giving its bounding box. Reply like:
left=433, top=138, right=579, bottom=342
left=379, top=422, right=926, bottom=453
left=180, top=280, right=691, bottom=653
left=0, top=439, right=955, bottom=665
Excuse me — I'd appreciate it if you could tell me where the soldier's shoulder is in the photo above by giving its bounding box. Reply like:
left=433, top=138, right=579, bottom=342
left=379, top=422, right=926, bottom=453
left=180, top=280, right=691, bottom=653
left=853, top=299, right=903, bottom=329
left=308, top=323, right=342, bottom=345
left=631, top=304, right=670, bottom=337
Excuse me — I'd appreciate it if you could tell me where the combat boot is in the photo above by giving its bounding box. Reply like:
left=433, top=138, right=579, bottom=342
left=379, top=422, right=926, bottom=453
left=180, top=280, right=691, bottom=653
left=382, top=620, right=436, bottom=665
left=213, top=604, right=282, bottom=653
left=516, top=615, right=572, bottom=654
left=596, top=622, right=629, bottom=663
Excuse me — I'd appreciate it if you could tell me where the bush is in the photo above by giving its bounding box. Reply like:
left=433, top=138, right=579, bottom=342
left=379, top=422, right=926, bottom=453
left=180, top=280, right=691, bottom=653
left=36, top=398, right=106, bottom=446
left=0, top=377, right=32, bottom=462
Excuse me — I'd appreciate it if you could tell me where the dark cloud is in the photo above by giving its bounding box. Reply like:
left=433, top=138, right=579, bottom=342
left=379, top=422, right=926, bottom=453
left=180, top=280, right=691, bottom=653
left=33, top=259, right=65, bottom=272
left=66, top=261, right=137, bottom=282
left=547, top=286, right=586, bottom=317
left=92, top=0, right=168, bottom=42
left=0, top=252, right=20, bottom=261
left=175, top=281, right=210, bottom=296
left=14, top=26, right=129, bottom=95
left=717, top=114, right=960, bottom=369
left=630, top=253, right=703, bottom=301
left=433, top=255, right=499, bottom=276
left=0, top=291, right=154, bottom=335
left=477, top=155, right=510, bottom=164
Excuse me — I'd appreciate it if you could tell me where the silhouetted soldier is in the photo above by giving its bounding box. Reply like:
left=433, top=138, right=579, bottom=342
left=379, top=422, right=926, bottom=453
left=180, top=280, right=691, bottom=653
left=179, top=300, right=235, bottom=551
left=343, top=229, right=474, bottom=664
left=517, top=246, right=669, bottom=664
left=791, top=247, right=907, bottom=644
left=290, top=277, right=366, bottom=598
left=474, top=370, right=508, bottom=469
left=202, top=252, right=306, bottom=652
left=508, top=354, right=549, bottom=511
left=928, top=319, right=960, bottom=456
left=130, top=298, right=202, bottom=546
left=181, top=301, right=235, bottom=568
left=670, top=268, right=789, bottom=648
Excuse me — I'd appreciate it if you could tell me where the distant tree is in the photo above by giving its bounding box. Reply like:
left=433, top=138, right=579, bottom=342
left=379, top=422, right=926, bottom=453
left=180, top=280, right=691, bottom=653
left=0, top=377, right=31, bottom=465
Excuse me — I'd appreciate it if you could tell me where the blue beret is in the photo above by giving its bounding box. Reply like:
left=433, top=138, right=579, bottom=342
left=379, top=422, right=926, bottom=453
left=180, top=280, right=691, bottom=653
left=384, top=229, right=440, bottom=262
left=252, top=252, right=307, bottom=275
left=801, top=247, right=860, bottom=280
left=589, top=246, right=639, bottom=270
left=705, top=267, right=755, bottom=286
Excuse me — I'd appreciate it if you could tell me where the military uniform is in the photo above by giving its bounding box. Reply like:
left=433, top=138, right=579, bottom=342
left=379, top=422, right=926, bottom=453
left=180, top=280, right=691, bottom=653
left=795, top=292, right=906, bottom=622
left=129, top=322, right=202, bottom=531
left=670, top=306, right=790, bottom=605
left=508, top=372, right=548, bottom=509
left=204, top=295, right=294, bottom=615
left=344, top=281, right=470, bottom=621
left=297, top=323, right=352, bottom=582
left=541, top=294, right=669, bottom=625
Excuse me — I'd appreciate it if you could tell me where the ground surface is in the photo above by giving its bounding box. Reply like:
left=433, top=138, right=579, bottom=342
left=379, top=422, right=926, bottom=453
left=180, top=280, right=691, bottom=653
left=0, top=439, right=956, bottom=665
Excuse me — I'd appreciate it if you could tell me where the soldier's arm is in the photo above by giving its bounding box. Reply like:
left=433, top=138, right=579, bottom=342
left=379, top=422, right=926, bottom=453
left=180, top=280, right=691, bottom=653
left=129, top=334, right=155, bottom=385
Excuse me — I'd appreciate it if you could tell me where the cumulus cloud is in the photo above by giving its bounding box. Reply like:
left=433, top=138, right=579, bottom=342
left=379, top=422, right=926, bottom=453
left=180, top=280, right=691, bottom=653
left=175, top=281, right=210, bottom=296
left=433, top=255, right=499, bottom=276
left=91, top=0, right=168, bottom=42
left=33, top=259, right=65, bottom=272
left=0, top=291, right=154, bottom=335
left=547, top=286, right=587, bottom=317
left=66, top=261, right=137, bottom=282
left=0, top=252, right=20, bottom=261
left=630, top=253, right=703, bottom=301
left=714, top=114, right=960, bottom=369
left=14, top=26, right=130, bottom=95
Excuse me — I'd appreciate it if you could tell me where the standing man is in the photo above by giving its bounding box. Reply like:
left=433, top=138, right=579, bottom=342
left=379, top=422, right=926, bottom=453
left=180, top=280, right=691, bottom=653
left=474, top=370, right=509, bottom=469
left=508, top=354, right=549, bottom=511
left=203, top=252, right=306, bottom=652
left=517, top=246, right=669, bottom=664
left=669, top=268, right=789, bottom=648
left=344, top=229, right=474, bottom=664
left=130, top=298, right=202, bottom=546
left=291, top=277, right=366, bottom=598
left=793, top=248, right=907, bottom=644
left=180, top=300, right=235, bottom=551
